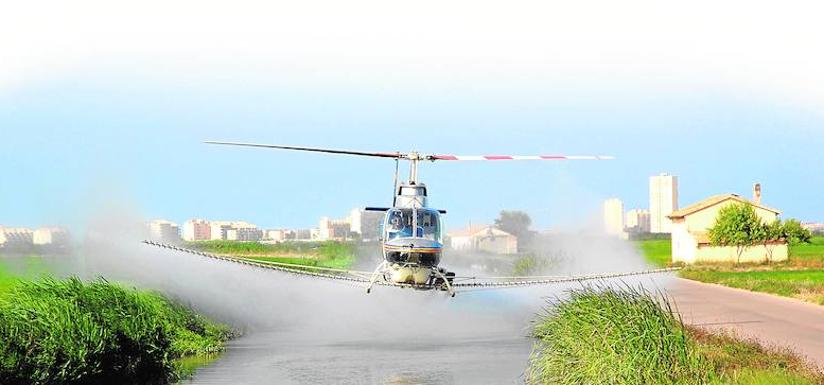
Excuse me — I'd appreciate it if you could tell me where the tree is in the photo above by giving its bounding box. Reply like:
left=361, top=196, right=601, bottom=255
left=759, top=219, right=784, bottom=263
left=494, top=210, right=533, bottom=243
left=708, top=203, right=763, bottom=264
left=782, top=219, right=812, bottom=246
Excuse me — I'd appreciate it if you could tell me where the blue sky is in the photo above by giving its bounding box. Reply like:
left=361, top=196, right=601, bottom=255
left=2, top=78, right=822, bottom=230
left=2, top=0, right=824, bottom=230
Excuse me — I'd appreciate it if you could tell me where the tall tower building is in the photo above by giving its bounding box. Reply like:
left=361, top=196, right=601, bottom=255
left=603, top=198, right=625, bottom=236
left=649, top=173, right=679, bottom=233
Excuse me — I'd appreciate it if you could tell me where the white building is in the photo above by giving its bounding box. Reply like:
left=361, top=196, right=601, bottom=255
left=33, top=227, right=69, bottom=246
left=802, top=223, right=824, bottom=235
left=0, top=227, right=34, bottom=248
left=149, top=220, right=180, bottom=242
left=625, top=209, right=651, bottom=234
left=650, top=173, right=679, bottom=233
left=448, top=225, right=518, bottom=254
left=264, top=229, right=288, bottom=242
left=182, top=219, right=211, bottom=241
left=208, top=221, right=261, bottom=241
left=319, top=216, right=351, bottom=241
left=348, top=208, right=384, bottom=240
left=669, top=189, right=786, bottom=264
left=603, top=198, right=625, bottom=236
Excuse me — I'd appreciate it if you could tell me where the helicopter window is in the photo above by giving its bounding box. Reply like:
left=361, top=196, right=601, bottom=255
left=384, top=209, right=441, bottom=242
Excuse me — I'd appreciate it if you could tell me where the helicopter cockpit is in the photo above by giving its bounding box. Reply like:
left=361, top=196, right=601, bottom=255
left=383, top=208, right=442, bottom=243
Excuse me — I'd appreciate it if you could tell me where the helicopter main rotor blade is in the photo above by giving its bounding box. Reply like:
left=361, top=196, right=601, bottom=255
left=204, top=141, right=403, bottom=159
left=428, top=154, right=615, bottom=161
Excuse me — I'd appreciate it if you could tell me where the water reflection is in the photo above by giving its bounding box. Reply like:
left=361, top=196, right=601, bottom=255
left=183, top=330, right=531, bottom=385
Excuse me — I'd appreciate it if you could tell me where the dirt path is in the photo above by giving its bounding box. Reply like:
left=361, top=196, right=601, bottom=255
left=669, top=278, right=824, bottom=367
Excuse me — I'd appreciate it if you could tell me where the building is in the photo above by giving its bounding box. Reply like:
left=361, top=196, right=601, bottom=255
left=0, top=227, right=34, bottom=248
left=650, top=173, right=679, bottom=233
left=182, top=219, right=211, bottom=241
left=603, top=198, right=625, bottom=236
left=625, top=209, right=651, bottom=234
left=148, top=220, right=180, bottom=242
left=802, top=223, right=824, bottom=235
left=668, top=188, right=786, bottom=264
left=207, top=221, right=261, bottom=241
left=33, top=227, right=69, bottom=246
left=264, top=229, right=288, bottom=242
left=319, top=216, right=351, bottom=241
left=448, top=225, right=518, bottom=254
left=226, top=227, right=263, bottom=241
left=348, top=208, right=384, bottom=240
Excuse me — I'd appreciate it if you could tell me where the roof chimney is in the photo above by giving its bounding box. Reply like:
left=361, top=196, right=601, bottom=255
left=753, top=183, right=762, bottom=204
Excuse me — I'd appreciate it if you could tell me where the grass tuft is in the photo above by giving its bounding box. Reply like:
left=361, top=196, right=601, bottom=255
left=528, top=285, right=823, bottom=385
left=528, top=284, right=708, bottom=384
left=0, top=276, right=231, bottom=385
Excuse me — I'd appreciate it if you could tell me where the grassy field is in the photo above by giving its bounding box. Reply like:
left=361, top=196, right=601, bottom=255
left=636, top=237, right=824, bottom=305
left=185, top=240, right=356, bottom=269
left=789, top=236, right=824, bottom=263
left=528, top=285, right=822, bottom=385
left=636, top=239, right=672, bottom=268
left=0, top=260, right=231, bottom=385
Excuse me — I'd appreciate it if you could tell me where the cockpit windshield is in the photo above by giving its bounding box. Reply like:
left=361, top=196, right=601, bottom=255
left=384, top=208, right=441, bottom=242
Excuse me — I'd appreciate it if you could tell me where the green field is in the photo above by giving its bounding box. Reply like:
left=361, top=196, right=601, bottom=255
left=635, top=239, right=672, bottom=268
left=528, top=285, right=822, bottom=385
left=789, top=236, right=824, bottom=262
left=185, top=240, right=356, bottom=269
left=680, top=269, right=824, bottom=304
left=636, top=237, right=824, bottom=305
left=0, top=260, right=231, bottom=385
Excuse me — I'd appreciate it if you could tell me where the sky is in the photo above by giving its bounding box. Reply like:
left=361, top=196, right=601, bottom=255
left=1, top=0, right=823, bottom=230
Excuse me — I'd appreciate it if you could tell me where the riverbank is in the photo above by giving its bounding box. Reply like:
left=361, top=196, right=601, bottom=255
left=0, top=262, right=232, bottom=385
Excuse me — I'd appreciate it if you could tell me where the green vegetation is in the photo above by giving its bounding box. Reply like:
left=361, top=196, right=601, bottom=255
left=708, top=203, right=811, bottom=263
left=494, top=210, right=535, bottom=246
left=511, top=254, right=554, bottom=276
left=0, top=261, right=231, bottom=385
left=636, top=237, right=824, bottom=305
left=637, top=239, right=672, bottom=268
left=528, top=285, right=822, bottom=385
left=789, top=236, right=824, bottom=263
left=680, top=268, right=824, bottom=305
left=186, top=240, right=356, bottom=269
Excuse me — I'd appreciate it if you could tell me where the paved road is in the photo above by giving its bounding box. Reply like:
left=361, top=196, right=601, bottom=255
left=669, top=278, right=824, bottom=367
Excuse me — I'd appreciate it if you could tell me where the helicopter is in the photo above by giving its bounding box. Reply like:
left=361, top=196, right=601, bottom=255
left=143, top=141, right=678, bottom=297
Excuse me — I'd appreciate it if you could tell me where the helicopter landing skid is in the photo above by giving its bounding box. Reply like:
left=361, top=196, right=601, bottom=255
left=365, top=261, right=388, bottom=294
left=431, top=267, right=456, bottom=297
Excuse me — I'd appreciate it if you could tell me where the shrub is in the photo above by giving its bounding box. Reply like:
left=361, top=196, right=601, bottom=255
left=0, top=277, right=230, bottom=385
left=527, top=285, right=710, bottom=384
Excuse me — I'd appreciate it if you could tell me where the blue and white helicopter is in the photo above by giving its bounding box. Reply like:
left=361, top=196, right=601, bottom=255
left=143, top=141, right=676, bottom=297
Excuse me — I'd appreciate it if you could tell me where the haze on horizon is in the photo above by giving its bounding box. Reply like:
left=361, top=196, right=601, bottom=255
left=1, top=0, right=823, bottom=230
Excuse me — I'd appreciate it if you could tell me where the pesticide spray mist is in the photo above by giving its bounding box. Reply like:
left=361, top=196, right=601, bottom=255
left=66, top=203, right=672, bottom=384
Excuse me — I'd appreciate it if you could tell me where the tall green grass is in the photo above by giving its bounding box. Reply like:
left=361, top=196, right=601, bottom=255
left=528, top=285, right=823, bottom=385
left=0, top=277, right=231, bottom=385
left=528, top=285, right=708, bottom=384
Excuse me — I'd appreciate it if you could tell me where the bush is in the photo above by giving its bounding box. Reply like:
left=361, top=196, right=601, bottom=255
left=528, top=285, right=710, bottom=384
left=0, top=277, right=231, bottom=385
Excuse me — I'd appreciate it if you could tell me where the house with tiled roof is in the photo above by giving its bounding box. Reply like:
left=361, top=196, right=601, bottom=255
left=667, top=185, right=787, bottom=264
left=447, top=225, right=518, bottom=254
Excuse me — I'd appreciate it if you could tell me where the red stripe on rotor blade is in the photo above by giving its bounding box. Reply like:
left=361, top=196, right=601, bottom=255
left=484, top=156, right=514, bottom=160
left=540, top=155, right=568, bottom=160
left=431, top=155, right=459, bottom=160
